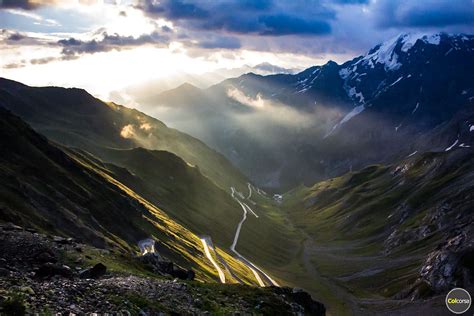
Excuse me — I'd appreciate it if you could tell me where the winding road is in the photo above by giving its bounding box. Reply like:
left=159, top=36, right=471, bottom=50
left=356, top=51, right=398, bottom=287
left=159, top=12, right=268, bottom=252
left=229, top=185, right=280, bottom=287
left=199, top=184, right=280, bottom=287
left=200, top=237, right=226, bottom=283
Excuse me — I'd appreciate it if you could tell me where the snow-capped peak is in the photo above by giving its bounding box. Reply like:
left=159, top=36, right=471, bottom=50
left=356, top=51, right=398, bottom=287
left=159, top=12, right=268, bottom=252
left=399, top=33, right=441, bottom=52
left=356, top=32, right=444, bottom=72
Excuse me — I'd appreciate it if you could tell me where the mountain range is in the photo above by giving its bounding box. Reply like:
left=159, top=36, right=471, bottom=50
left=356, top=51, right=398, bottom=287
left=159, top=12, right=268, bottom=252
left=144, top=33, right=474, bottom=190
left=1, top=32, right=473, bottom=315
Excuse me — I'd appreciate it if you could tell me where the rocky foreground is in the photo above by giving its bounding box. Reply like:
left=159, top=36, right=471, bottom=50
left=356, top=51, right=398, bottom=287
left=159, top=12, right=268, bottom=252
left=0, top=223, right=325, bottom=315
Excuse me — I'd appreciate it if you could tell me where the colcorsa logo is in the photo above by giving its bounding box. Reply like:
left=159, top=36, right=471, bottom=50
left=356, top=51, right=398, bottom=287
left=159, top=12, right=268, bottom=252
left=446, top=288, right=471, bottom=314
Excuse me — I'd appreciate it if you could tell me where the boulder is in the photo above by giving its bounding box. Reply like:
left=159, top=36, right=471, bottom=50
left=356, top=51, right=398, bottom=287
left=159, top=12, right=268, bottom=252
left=137, top=254, right=194, bottom=280
left=79, top=263, right=107, bottom=279
left=275, top=287, right=326, bottom=316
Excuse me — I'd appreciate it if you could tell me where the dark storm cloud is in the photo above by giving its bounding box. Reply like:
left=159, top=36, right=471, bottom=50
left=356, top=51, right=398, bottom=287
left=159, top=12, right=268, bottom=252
left=331, top=0, right=368, bottom=4
left=0, top=0, right=58, bottom=10
left=0, top=0, right=40, bottom=10
left=137, top=0, right=334, bottom=36
left=7, top=32, right=25, bottom=41
left=136, top=0, right=209, bottom=20
left=237, top=0, right=273, bottom=10
left=374, top=0, right=474, bottom=28
left=258, top=14, right=331, bottom=35
left=58, top=31, right=169, bottom=56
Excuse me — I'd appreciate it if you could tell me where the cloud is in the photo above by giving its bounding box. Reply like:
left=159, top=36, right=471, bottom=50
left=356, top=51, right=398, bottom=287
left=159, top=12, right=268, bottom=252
left=252, top=62, right=296, bottom=74
left=0, top=0, right=114, bottom=10
left=3, top=8, right=60, bottom=26
left=136, top=0, right=209, bottom=20
left=2, top=0, right=473, bottom=71
left=137, top=0, right=334, bottom=36
left=7, top=32, right=25, bottom=41
left=30, top=56, right=62, bottom=64
left=0, top=27, right=170, bottom=67
left=0, top=29, right=44, bottom=45
left=227, top=87, right=267, bottom=109
left=3, top=61, right=27, bottom=68
left=226, top=87, right=314, bottom=129
left=373, top=0, right=474, bottom=28
left=237, top=0, right=273, bottom=11
left=197, top=36, right=241, bottom=49
left=120, top=124, right=136, bottom=138
left=331, top=0, right=369, bottom=4
left=58, top=31, right=169, bottom=56
left=258, top=14, right=331, bottom=35
left=0, top=0, right=45, bottom=10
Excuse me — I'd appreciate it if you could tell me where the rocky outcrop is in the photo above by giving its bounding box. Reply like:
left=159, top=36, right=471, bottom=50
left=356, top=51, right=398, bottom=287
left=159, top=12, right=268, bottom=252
left=399, top=229, right=474, bottom=300
left=137, top=253, right=195, bottom=280
left=419, top=233, right=474, bottom=292
left=79, top=263, right=107, bottom=279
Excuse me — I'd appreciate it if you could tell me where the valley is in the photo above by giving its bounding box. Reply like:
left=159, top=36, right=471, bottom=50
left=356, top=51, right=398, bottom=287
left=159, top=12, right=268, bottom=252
left=0, top=29, right=473, bottom=316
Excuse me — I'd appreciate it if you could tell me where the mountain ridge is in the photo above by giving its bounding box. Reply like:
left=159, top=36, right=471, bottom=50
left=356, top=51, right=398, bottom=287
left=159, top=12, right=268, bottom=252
left=145, top=31, right=474, bottom=190
left=0, top=77, right=249, bottom=192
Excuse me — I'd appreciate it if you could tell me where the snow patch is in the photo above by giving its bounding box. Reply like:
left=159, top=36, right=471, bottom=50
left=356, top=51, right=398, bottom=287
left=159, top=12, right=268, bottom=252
left=340, top=105, right=365, bottom=125
left=445, top=139, right=459, bottom=151
left=339, top=68, right=350, bottom=79
left=390, top=76, right=404, bottom=87
left=348, top=87, right=365, bottom=103
left=407, top=151, right=418, bottom=157
left=470, top=125, right=474, bottom=132
left=327, top=105, right=365, bottom=136
left=412, top=102, right=420, bottom=114
left=296, top=87, right=309, bottom=94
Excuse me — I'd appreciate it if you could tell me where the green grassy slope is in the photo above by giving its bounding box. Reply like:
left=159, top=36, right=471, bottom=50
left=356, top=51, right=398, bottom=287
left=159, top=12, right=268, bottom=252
left=68, top=146, right=244, bottom=249
left=280, top=149, right=474, bottom=314
left=0, top=107, right=256, bottom=284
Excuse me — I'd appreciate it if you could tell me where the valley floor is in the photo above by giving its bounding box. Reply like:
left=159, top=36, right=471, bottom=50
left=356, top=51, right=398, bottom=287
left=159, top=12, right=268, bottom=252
left=228, top=184, right=458, bottom=316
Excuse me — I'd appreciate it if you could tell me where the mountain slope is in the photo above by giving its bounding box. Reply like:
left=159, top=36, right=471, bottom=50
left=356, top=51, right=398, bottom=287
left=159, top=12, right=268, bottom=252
left=0, top=107, right=256, bottom=284
left=71, top=146, right=244, bottom=249
left=281, top=148, right=474, bottom=313
left=147, top=32, right=474, bottom=190
left=0, top=78, right=248, bottom=192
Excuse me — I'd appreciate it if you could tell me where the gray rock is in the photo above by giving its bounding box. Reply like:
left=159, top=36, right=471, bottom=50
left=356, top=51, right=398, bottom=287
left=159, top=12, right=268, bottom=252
left=79, top=263, right=107, bottom=279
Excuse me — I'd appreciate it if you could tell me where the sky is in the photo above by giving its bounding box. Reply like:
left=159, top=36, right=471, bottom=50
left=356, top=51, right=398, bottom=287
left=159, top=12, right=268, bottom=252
left=0, top=0, right=473, bottom=102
